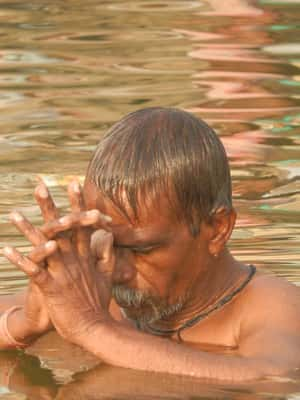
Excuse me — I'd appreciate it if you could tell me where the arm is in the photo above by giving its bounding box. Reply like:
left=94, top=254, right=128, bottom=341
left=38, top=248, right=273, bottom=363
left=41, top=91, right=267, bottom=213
left=0, top=289, right=30, bottom=349
left=78, top=279, right=300, bottom=381
left=1, top=180, right=111, bottom=350
left=74, top=319, right=296, bottom=382
left=0, top=242, right=57, bottom=349
left=4, top=181, right=298, bottom=381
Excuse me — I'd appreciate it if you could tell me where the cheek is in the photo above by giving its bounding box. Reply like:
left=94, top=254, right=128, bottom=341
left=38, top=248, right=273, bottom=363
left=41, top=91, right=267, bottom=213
left=133, top=245, right=194, bottom=295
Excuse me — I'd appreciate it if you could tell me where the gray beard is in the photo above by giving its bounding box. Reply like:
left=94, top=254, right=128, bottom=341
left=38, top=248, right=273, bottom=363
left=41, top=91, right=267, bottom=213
left=112, top=284, right=187, bottom=330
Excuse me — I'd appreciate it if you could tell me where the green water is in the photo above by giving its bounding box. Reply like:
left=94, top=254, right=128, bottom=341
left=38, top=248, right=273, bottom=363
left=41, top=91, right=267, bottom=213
left=0, top=0, right=299, bottom=398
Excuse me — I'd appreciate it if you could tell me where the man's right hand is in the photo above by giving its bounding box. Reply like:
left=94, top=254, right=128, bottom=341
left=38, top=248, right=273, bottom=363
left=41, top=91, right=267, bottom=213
left=3, top=180, right=112, bottom=347
left=0, top=240, right=57, bottom=347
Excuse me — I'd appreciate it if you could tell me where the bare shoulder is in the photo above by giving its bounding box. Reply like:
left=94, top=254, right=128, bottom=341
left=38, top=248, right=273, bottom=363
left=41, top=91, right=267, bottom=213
left=245, top=269, right=300, bottom=299
left=236, top=269, right=300, bottom=370
left=237, top=269, right=300, bottom=332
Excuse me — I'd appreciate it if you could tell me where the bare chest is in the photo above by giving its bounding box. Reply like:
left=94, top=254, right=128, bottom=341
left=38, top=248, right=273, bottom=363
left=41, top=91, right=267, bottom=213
left=110, top=298, right=242, bottom=354
left=171, top=301, right=242, bottom=353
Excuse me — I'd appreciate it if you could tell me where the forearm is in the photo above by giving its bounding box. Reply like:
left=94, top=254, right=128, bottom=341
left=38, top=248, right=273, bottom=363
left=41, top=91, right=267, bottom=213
left=0, top=290, right=46, bottom=350
left=0, top=307, right=37, bottom=350
left=0, top=290, right=29, bottom=350
left=76, top=322, right=277, bottom=382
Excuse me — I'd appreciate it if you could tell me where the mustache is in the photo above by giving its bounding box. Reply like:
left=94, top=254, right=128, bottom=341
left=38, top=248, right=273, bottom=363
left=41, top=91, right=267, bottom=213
left=112, top=284, right=160, bottom=309
left=111, top=284, right=187, bottom=325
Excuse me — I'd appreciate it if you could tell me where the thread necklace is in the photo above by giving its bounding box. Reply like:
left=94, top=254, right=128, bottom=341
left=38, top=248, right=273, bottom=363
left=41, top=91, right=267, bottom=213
left=144, top=264, right=256, bottom=342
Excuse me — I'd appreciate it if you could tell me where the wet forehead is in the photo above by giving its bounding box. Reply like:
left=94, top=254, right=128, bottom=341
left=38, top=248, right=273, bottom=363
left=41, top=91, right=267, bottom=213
left=111, top=222, right=174, bottom=247
left=83, top=180, right=179, bottom=244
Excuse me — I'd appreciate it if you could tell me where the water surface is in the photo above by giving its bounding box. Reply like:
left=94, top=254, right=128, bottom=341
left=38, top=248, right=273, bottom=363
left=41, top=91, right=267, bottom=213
left=0, top=0, right=299, bottom=398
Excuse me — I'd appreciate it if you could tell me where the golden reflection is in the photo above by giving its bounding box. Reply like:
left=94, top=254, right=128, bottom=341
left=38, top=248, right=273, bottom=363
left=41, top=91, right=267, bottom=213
left=0, top=0, right=299, bottom=397
left=1, top=350, right=300, bottom=400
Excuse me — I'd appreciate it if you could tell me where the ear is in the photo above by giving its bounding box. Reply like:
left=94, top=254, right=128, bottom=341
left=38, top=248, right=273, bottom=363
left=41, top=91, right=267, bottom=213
left=207, top=207, right=236, bottom=257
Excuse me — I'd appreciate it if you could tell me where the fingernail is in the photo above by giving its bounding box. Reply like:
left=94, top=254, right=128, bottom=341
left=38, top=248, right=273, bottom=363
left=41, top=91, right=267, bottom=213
left=45, top=241, right=56, bottom=250
left=30, top=265, right=39, bottom=274
left=10, top=211, right=24, bottom=222
left=103, top=214, right=112, bottom=223
left=3, top=246, right=13, bottom=256
left=59, top=216, right=70, bottom=225
left=86, top=210, right=100, bottom=219
left=71, top=180, right=80, bottom=193
left=38, top=185, right=48, bottom=199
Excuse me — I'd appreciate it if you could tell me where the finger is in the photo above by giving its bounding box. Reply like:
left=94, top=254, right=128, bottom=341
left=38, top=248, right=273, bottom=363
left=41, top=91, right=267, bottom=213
left=91, top=230, right=114, bottom=263
left=67, top=181, right=112, bottom=227
left=9, top=207, right=63, bottom=273
left=91, top=230, right=115, bottom=298
left=74, top=210, right=109, bottom=254
left=40, top=210, right=108, bottom=238
left=34, top=180, right=72, bottom=273
left=67, top=180, right=90, bottom=259
left=3, top=246, right=50, bottom=288
left=10, top=211, right=46, bottom=246
left=3, top=246, right=43, bottom=277
left=68, top=180, right=85, bottom=213
left=9, top=209, right=62, bottom=272
left=28, top=241, right=58, bottom=264
left=6, top=180, right=65, bottom=278
left=70, top=210, right=111, bottom=258
left=67, top=180, right=112, bottom=259
left=68, top=180, right=112, bottom=228
left=34, top=181, right=59, bottom=222
left=55, top=235, right=74, bottom=254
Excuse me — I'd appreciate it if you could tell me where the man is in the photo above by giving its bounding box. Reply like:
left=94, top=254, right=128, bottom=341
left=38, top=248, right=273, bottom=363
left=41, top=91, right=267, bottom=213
left=1, top=107, right=300, bottom=382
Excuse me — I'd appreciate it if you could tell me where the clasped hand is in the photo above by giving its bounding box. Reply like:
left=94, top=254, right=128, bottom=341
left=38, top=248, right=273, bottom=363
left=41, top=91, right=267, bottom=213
left=3, top=180, right=115, bottom=344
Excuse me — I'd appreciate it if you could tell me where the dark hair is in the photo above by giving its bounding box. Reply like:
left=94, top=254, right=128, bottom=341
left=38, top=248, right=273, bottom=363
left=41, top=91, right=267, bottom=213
left=86, top=107, right=232, bottom=235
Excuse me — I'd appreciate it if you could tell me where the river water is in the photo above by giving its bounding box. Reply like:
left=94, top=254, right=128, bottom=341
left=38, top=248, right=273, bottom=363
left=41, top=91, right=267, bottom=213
left=0, top=0, right=299, bottom=398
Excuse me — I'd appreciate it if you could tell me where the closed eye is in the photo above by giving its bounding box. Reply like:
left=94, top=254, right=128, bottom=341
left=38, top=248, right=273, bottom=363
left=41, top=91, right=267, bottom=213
left=114, top=243, right=160, bottom=255
left=131, top=246, right=158, bottom=255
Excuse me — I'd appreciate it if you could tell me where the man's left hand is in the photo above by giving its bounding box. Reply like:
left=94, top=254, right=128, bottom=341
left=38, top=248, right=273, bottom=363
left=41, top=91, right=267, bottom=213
left=4, top=181, right=115, bottom=344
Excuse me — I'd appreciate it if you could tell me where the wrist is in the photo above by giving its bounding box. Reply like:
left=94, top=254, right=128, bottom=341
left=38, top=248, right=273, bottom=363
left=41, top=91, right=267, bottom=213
left=0, top=307, right=27, bottom=348
left=73, top=318, right=131, bottom=367
left=73, top=314, right=115, bottom=348
left=6, top=307, right=44, bottom=346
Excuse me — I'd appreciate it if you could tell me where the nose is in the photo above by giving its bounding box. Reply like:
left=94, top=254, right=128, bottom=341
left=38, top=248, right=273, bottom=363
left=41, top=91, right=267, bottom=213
left=112, top=248, right=136, bottom=285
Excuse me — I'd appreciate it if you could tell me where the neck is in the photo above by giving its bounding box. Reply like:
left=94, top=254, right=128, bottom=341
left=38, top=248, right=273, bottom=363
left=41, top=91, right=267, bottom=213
left=147, top=250, right=249, bottom=332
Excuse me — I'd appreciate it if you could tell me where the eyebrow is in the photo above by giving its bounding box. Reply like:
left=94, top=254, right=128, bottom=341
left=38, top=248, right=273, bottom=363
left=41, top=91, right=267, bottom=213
left=111, top=225, right=171, bottom=249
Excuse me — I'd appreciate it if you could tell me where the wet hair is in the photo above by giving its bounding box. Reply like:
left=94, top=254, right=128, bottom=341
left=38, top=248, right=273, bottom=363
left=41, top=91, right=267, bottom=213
left=86, top=107, right=232, bottom=235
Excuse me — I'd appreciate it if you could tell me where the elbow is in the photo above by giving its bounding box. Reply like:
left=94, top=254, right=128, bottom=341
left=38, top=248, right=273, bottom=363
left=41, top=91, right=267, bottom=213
left=203, top=357, right=288, bottom=383
left=227, top=359, right=295, bottom=383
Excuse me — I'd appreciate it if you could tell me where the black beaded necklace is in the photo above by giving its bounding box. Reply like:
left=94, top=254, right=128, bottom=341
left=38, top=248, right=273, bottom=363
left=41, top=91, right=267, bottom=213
left=144, top=264, right=256, bottom=342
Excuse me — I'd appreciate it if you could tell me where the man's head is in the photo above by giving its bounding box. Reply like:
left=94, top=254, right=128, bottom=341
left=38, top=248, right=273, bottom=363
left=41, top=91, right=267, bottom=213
left=84, top=108, right=235, bottom=328
left=86, top=107, right=232, bottom=236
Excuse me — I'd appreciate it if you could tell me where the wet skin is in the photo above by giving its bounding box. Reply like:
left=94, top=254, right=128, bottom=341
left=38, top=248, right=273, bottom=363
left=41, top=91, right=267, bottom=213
left=83, top=179, right=249, bottom=331
left=1, top=180, right=300, bottom=381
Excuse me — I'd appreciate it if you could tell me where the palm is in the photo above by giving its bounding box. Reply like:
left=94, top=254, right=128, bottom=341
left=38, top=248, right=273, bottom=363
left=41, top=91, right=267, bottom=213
left=25, top=282, right=52, bottom=334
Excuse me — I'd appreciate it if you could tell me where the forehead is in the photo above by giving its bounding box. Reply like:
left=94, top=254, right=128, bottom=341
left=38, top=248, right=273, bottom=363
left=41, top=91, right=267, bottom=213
left=83, top=180, right=181, bottom=241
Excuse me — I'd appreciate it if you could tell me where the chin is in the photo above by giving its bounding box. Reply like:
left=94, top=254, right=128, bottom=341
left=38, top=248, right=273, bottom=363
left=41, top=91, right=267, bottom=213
left=119, top=304, right=158, bottom=325
left=112, top=284, right=187, bottom=326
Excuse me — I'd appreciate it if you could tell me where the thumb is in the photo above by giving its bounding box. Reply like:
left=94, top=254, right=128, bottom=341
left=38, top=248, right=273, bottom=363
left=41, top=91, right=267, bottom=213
left=91, top=229, right=115, bottom=266
left=91, top=229, right=115, bottom=309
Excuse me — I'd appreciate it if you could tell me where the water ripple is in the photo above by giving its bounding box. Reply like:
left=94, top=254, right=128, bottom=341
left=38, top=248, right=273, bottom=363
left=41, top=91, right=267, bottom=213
left=0, top=0, right=299, bottom=304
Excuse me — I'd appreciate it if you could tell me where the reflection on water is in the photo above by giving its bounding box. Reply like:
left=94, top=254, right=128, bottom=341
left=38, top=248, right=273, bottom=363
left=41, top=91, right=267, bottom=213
left=1, top=348, right=300, bottom=400
left=0, top=0, right=299, bottom=398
